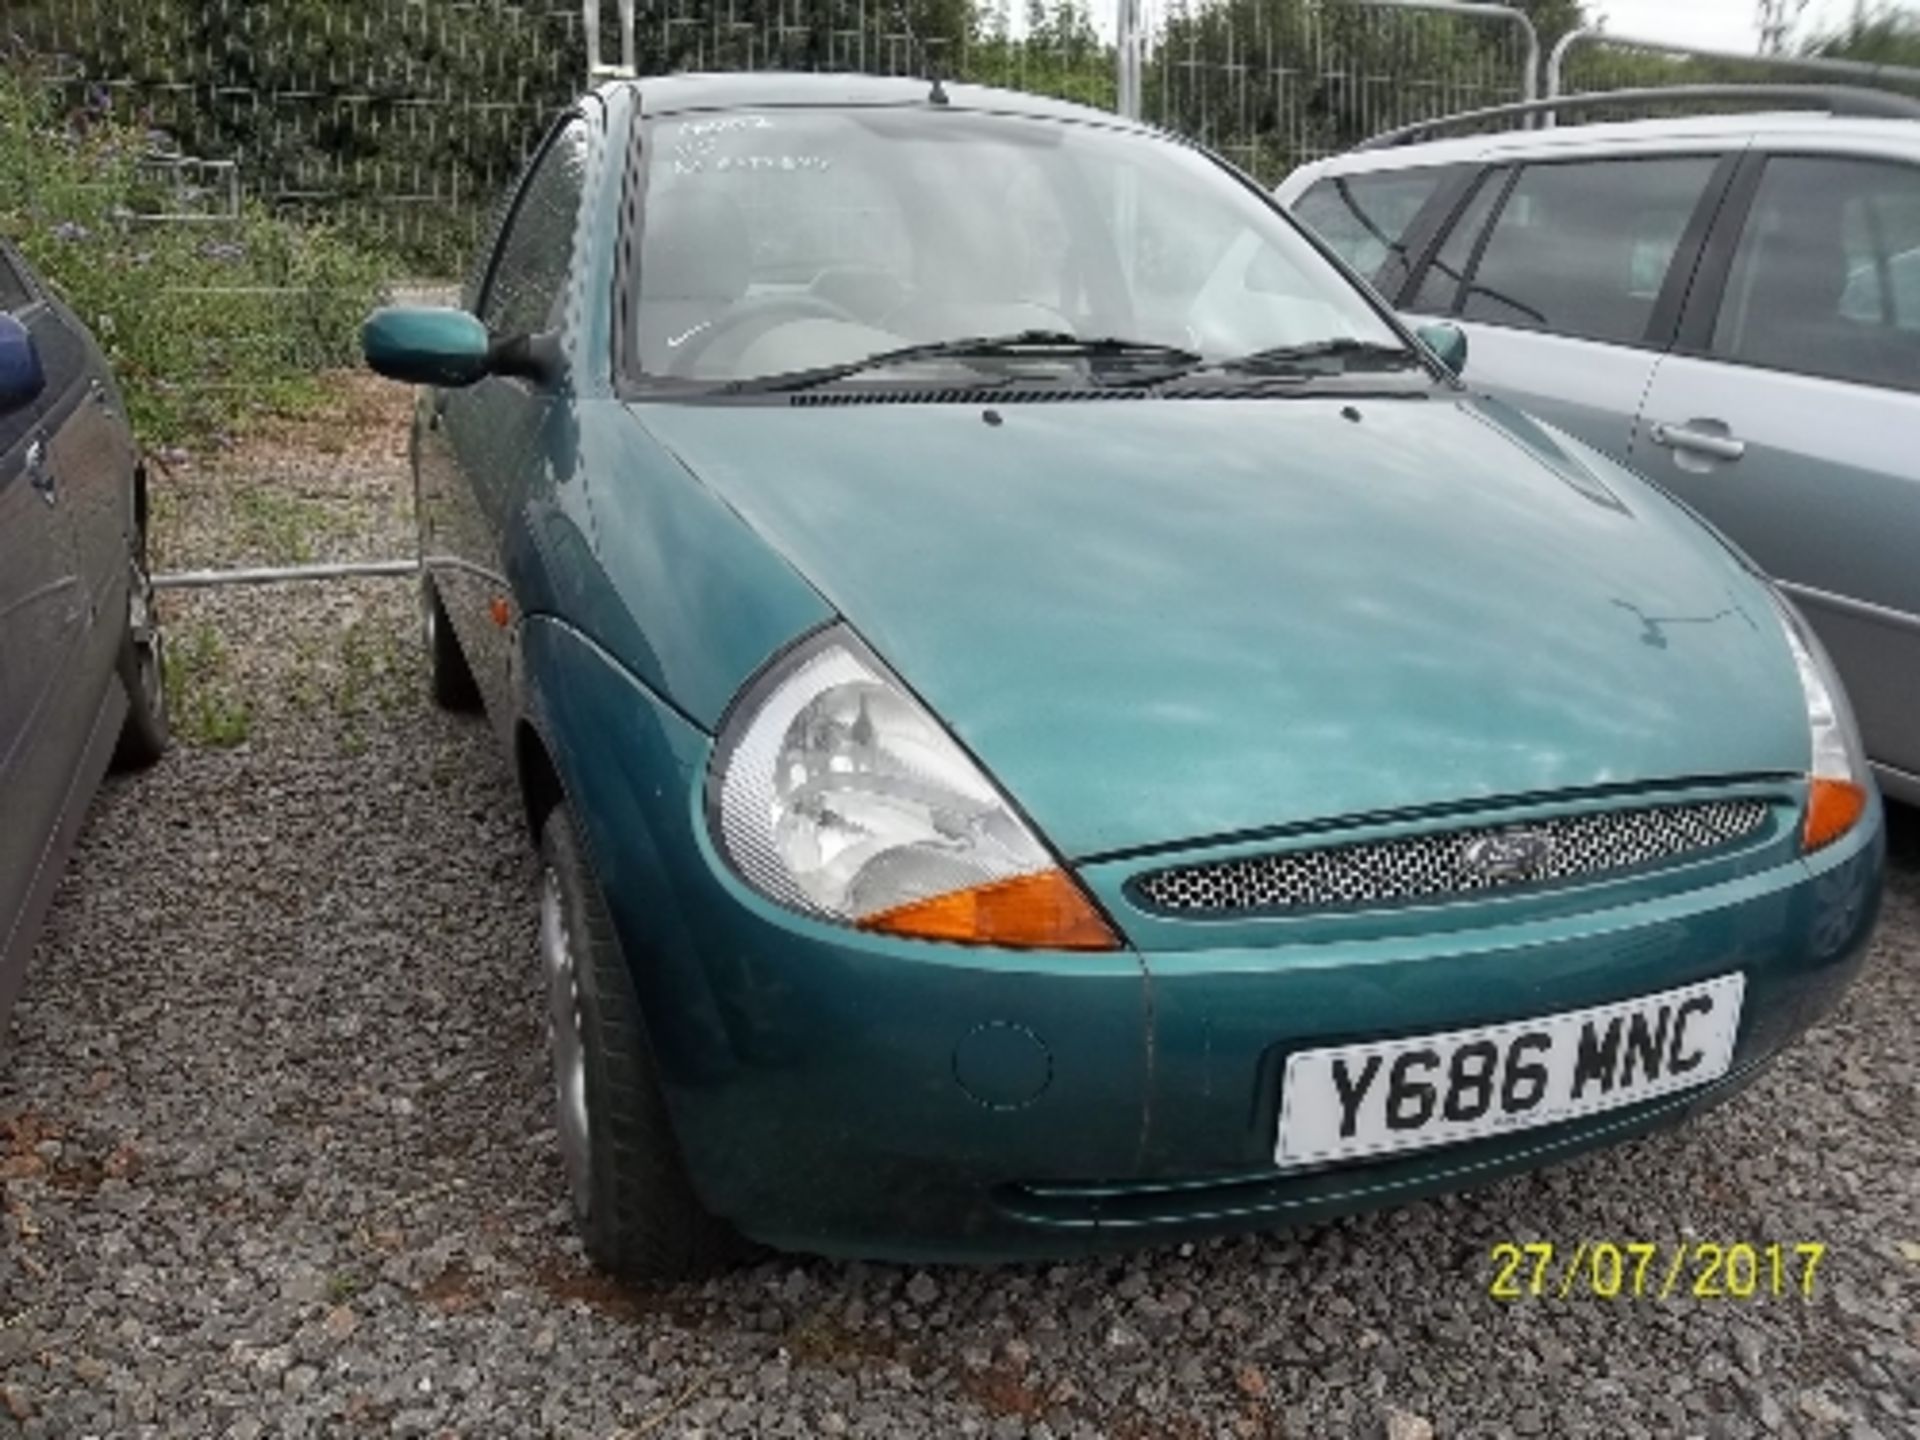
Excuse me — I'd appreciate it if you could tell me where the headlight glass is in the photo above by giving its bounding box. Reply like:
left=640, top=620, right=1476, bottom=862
left=1770, top=591, right=1869, bottom=850
left=711, top=628, right=1117, bottom=949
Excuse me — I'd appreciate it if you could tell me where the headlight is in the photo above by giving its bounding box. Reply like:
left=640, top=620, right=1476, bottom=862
left=709, top=627, right=1118, bottom=950
left=1770, top=591, right=1870, bottom=851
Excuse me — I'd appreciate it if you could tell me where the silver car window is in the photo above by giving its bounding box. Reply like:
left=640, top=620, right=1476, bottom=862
left=1291, top=170, right=1449, bottom=286
left=1460, top=157, right=1717, bottom=345
left=1714, top=156, right=1920, bottom=393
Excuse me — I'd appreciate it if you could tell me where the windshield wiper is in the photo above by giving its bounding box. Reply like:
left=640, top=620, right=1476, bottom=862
left=1207, top=338, right=1423, bottom=376
left=725, top=330, right=1204, bottom=394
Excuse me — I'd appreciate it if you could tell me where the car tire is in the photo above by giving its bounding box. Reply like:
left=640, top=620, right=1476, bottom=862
left=421, top=572, right=481, bottom=712
left=111, top=523, right=167, bottom=771
left=538, top=802, right=746, bottom=1281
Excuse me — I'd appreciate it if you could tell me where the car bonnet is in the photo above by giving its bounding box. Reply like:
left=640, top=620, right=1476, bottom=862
left=634, top=391, right=1808, bottom=861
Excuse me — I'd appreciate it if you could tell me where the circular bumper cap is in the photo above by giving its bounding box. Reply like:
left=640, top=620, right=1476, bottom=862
left=952, top=1021, right=1053, bottom=1111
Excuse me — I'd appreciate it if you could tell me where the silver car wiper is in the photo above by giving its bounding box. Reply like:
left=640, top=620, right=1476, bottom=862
left=725, top=331, right=1204, bottom=394
left=1207, top=338, right=1423, bottom=376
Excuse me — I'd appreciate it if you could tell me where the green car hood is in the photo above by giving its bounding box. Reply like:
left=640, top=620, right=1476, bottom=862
left=635, top=393, right=1807, bottom=860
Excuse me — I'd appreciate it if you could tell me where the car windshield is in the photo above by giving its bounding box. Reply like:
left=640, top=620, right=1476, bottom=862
left=633, top=107, right=1410, bottom=384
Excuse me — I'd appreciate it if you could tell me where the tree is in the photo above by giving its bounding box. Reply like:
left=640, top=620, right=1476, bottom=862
left=1806, top=9, right=1920, bottom=66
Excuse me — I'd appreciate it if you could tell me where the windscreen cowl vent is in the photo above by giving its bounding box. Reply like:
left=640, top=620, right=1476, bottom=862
left=789, top=387, right=1147, bottom=407
left=786, top=384, right=1268, bottom=406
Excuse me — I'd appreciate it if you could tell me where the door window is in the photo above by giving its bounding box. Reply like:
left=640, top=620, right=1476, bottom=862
left=1291, top=169, right=1451, bottom=288
left=479, top=117, right=590, bottom=338
left=1460, top=157, right=1718, bottom=345
left=1712, top=156, right=1920, bottom=392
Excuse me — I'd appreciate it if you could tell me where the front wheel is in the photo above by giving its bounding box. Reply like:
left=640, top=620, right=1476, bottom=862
left=421, top=572, right=481, bottom=712
left=538, top=803, right=745, bottom=1280
left=112, top=530, right=168, bottom=770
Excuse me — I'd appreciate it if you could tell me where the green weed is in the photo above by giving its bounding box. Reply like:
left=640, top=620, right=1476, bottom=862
left=161, top=622, right=253, bottom=748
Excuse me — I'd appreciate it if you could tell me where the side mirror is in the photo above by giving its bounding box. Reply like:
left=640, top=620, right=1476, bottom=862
left=0, top=314, right=46, bottom=410
left=1416, top=321, right=1468, bottom=378
left=362, top=306, right=492, bottom=388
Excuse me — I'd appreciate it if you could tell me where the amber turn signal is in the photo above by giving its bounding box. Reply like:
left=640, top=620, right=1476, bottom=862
left=858, top=868, right=1121, bottom=950
left=1804, top=777, right=1867, bottom=852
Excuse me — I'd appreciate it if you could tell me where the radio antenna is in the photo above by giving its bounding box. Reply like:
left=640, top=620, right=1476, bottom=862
left=893, top=0, right=949, bottom=104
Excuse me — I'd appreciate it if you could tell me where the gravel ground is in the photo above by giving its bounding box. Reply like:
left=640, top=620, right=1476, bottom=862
left=2, top=381, right=1917, bottom=1439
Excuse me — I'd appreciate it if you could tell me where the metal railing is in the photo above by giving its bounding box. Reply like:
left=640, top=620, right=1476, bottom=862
left=153, top=559, right=420, bottom=591
left=1356, top=83, right=1920, bottom=148
left=1546, top=27, right=1920, bottom=107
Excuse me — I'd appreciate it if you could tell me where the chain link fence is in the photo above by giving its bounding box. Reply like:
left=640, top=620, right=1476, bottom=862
left=6, top=1, right=1551, bottom=270
left=14, top=0, right=1920, bottom=451
left=9, top=1, right=589, bottom=270
left=1132, top=0, right=1535, bottom=183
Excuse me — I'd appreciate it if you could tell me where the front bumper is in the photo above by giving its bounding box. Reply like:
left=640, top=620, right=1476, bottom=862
left=529, top=622, right=1886, bottom=1263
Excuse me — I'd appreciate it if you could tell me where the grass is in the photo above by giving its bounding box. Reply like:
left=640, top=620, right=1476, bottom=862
left=161, top=622, right=254, bottom=748
left=163, top=601, right=423, bottom=752
left=332, top=615, right=420, bottom=754
left=230, top=487, right=334, bottom=566
left=0, top=66, right=391, bottom=451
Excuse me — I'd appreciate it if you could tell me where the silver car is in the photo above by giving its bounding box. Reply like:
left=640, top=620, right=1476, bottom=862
left=1278, top=101, right=1920, bottom=807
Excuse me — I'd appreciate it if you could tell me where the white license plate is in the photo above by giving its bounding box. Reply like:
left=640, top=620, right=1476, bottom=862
left=1275, top=974, right=1745, bottom=1169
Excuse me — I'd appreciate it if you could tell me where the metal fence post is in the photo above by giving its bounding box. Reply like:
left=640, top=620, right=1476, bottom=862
left=1356, top=0, right=1541, bottom=103
left=1117, top=0, right=1142, bottom=120
left=584, top=0, right=638, bottom=81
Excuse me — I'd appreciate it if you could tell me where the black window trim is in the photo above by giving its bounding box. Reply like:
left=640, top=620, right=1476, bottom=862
left=1675, top=147, right=1920, bottom=396
left=1413, top=150, right=1742, bottom=355
left=1398, top=163, right=1514, bottom=314
left=1385, top=165, right=1478, bottom=301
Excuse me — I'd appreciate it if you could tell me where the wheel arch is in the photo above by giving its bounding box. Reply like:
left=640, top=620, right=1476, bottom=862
left=515, top=715, right=567, bottom=846
left=131, top=458, right=149, bottom=542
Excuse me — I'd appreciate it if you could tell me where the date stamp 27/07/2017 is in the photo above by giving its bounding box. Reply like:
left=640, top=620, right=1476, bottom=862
left=1488, top=1241, right=1827, bottom=1301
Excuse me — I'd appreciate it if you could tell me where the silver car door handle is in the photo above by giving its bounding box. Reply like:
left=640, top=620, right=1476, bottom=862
left=1650, top=422, right=1746, bottom=462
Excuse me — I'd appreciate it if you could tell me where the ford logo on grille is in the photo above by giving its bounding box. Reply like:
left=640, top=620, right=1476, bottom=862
left=1460, top=829, right=1554, bottom=882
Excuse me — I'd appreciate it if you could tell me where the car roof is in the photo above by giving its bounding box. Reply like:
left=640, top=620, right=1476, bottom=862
left=1284, top=109, right=1920, bottom=182
left=609, top=70, right=1144, bottom=131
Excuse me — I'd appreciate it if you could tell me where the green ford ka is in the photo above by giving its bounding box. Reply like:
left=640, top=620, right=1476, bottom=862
left=362, top=74, right=1885, bottom=1277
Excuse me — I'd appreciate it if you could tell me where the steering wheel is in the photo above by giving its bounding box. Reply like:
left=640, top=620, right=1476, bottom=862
left=876, top=294, right=1077, bottom=339
left=666, top=292, right=861, bottom=375
left=808, top=265, right=913, bottom=326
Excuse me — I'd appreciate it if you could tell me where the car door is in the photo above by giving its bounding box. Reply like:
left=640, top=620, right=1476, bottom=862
left=0, top=249, right=95, bottom=1010
left=1634, top=149, right=1920, bottom=796
left=41, top=286, right=139, bottom=678
left=1398, top=152, right=1736, bottom=456
left=427, top=113, right=591, bottom=736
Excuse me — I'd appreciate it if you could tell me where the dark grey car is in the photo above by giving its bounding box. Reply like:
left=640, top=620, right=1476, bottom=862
left=1280, top=107, right=1920, bottom=807
left=0, top=239, right=166, bottom=1034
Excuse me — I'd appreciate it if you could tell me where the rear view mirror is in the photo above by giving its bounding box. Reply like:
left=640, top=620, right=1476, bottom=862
left=1416, top=321, right=1468, bottom=377
left=361, top=306, right=492, bottom=388
left=0, top=314, right=46, bottom=411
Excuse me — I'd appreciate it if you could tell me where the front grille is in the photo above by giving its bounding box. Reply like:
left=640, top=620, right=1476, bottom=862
left=1131, top=798, right=1771, bottom=916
